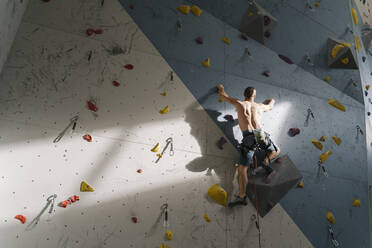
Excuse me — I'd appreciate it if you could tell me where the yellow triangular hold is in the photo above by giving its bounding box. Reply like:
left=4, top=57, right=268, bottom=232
left=328, top=98, right=346, bottom=112
left=312, top=139, right=323, bottom=150
left=355, top=35, right=361, bottom=52
left=222, top=37, right=230, bottom=45
left=191, top=5, right=202, bottom=16
left=160, top=105, right=170, bottom=114
left=352, top=198, right=361, bottom=207
left=208, top=184, right=228, bottom=206
left=81, top=181, right=95, bottom=192
left=366, top=85, right=370, bottom=90
left=178, top=5, right=191, bottom=15
left=352, top=8, right=359, bottom=25
left=320, top=150, right=333, bottom=163
left=332, top=136, right=342, bottom=146
left=341, top=57, right=349, bottom=64
left=151, top=143, right=160, bottom=152
left=320, top=136, right=327, bottom=142
left=202, top=58, right=211, bottom=68
left=327, top=211, right=335, bottom=224
left=331, top=44, right=344, bottom=58
left=204, top=214, right=211, bottom=222
left=166, top=230, right=173, bottom=240
left=298, top=181, right=304, bottom=188
left=324, top=76, right=331, bottom=83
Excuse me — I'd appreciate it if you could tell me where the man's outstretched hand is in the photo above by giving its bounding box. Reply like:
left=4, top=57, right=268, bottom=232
left=218, top=84, right=225, bottom=95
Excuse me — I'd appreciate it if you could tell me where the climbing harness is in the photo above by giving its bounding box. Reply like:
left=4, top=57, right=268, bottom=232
left=155, top=137, right=174, bottom=163
left=53, top=116, right=79, bottom=143
left=26, top=194, right=57, bottom=230
left=328, top=225, right=340, bottom=247
left=161, top=203, right=170, bottom=227
left=318, top=160, right=328, bottom=177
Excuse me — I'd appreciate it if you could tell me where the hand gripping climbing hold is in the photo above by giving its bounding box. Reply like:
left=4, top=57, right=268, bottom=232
left=208, top=184, right=228, bottom=206
left=352, top=8, right=359, bottom=25
left=202, top=58, right=211, bottom=68
left=353, top=198, right=361, bottom=207
left=320, top=150, right=333, bottom=163
left=332, top=136, right=342, bottom=146
left=15, top=215, right=27, bottom=224
left=312, top=139, right=323, bottom=150
left=178, top=5, right=191, bottom=15
left=327, top=212, right=336, bottom=224
left=151, top=143, right=160, bottom=152
left=204, top=214, right=211, bottom=222
left=191, top=5, right=202, bottom=16
left=81, top=181, right=95, bottom=192
left=222, top=37, right=230, bottom=45
left=328, top=98, right=346, bottom=112
left=160, top=105, right=170, bottom=114
left=166, top=230, right=173, bottom=240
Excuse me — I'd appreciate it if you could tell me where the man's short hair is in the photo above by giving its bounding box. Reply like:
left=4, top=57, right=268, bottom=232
left=244, top=87, right=255, bottom=98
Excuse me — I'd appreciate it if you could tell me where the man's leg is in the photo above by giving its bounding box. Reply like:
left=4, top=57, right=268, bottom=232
left=263, top=146, right=280, bottom=184
left=228, top=164, right=248, bottom=208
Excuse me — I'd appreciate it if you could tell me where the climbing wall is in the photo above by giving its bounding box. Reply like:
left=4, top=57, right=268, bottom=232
left=0, top=0, right=29, bottom=74
left=117, top=0, right=371, bottom=247
left=355, top=0, right=372, bottom=26
left=0, top=0, right=314, bottom=247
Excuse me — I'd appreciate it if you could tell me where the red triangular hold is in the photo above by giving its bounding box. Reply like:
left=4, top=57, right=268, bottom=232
left=279, top=54, right=294, bottom=64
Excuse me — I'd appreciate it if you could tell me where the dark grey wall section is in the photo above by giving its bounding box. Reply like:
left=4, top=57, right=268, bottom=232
left=188, top=0, right=364, bottom=104
left=119, top=0, right=370, bottom=247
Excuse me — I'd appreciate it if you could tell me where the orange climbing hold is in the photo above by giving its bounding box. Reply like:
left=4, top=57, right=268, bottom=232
left=15, top=215, right=27, bottom=224
left=83, top=134, right=92, bottom=142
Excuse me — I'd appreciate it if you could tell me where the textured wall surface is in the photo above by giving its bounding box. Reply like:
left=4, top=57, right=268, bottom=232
left=118, top=0, right=370, bottom=247
left=0, top=0, right=314, bottom=247
left=0, top=0, right=28, bottom=75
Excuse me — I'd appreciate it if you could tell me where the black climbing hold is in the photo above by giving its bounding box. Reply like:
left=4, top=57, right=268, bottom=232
left=363, top=56, right=366, bottom=62
left=264, top=16, right=271, bottom=26
left=365, top=90, right=368, bottom=96
left=195, top=36, right=203, bottom=44
left=368, top=112, right=371, bottom=116
left=264, top=30, right=271, bottom=38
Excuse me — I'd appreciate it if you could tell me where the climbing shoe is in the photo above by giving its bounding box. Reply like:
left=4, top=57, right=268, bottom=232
left=265, top=170, right=277, bottom=184
left=228, top=195, right=248, bottom=208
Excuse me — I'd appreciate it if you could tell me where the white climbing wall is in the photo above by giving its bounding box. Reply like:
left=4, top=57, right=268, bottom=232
left=0, top=0, right=314, bottom=247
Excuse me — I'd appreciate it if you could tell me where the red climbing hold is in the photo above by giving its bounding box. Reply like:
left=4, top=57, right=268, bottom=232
left=130, top=4, right=134, bottom=9
left=112, top=80, right=120, bottom=87
left=137, top=169, right=143, bottom=173
left=195, top=36, right=204, bottom=44
left=263, top=70, right=270, bottom=77
left=87, top=101, right=98, bottom=112
left=42, top=0, right=51, bottom=2
left=217, top=137, right=227, bottom=150
left=279, top=54, right=294, bottom=64
left=71, top=195, right=80, bottom=203
left=241, top=33, right=248, bottom=40
left=94, top=29, right=104, bottom=34
left=124, top=64, right=134, bottom=70
left=264, top=16, right=271, bottom=26
left=83, top=134, right=92, bottom=142
left=86, top=28, right=95, bottom=36
left=61, top=200, right=72, bottom=208
left=132, top=217, right=138, bottom=223
left=15, top=215, right=27, bottom=224
left=264, top=30, right=271, bottom=38
left=289, top=128, right=300, bottom=137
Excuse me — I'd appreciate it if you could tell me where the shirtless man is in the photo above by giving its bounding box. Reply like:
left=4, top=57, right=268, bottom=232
left=217, top=85, right=280, bottom=207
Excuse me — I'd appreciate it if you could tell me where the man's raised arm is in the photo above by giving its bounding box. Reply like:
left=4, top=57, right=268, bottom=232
left=218, top=84, right=239, bottom=106
left=259, top=98, right=275, bottom=112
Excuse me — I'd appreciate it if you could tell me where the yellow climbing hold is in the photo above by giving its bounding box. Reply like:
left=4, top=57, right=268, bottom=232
left=320, top=150, right=333, bottom=163
left=332, top=136, right=342, bottom=146
left=81, top=181, right=95, bottom=192
left=248, top=12, right=254, bottom=16
left=353, top=198, right=361, bottom=207
left=355, top=35, right=361, bottom=52
left=178, top=5, right=191, bottom=15
left=160, top=244, right=169, bottom=248
left=222, top=37, right=231, bottom=45
left=208, top=184, right=228, bottom=206
left=366, top=85, right=370, bottom=90
left=161, top=91, right=167, bottom=96
left=327, top=212, right=336, bottom=224
left=202, top=58, right=211, bottom=68
left=160, top=105, right=170, bottom=114
left=329, top=98, right=346, bottom=112
left=341, top=57, right=349, bottom=64
left=204, top=214, right=211, bottom=222
left=315, top=2, right=320, bottom=7
left=331, top=44, right=344, bottom=58
left=298, top=181, right=304, bottom=188
left=219, top=97, right=223, bottom=102
left=342, top=42, right=352, bottom=48
left=151, top=143, right=160, bottom=152
left=157, top=153, right=163, bottom=158
left=352, top=8, right=359, bottom=25
left=166, top=230, right=173, bottom=240
left=191, top=5, right=202, bottom=16
left=324, top=76, right=331, bottom=83
left=312, top=139, right=323, bottom=150
left=320, top=136, right=327, bottom=142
